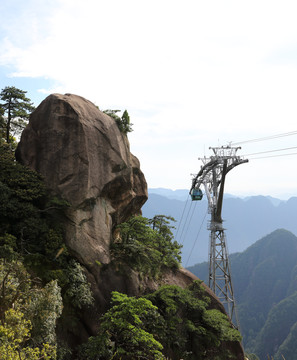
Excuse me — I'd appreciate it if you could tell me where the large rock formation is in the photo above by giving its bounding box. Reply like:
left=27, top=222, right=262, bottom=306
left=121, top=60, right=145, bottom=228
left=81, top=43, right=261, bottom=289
left=16, top=93, right=244, bottom=359
left=16, top=93, right=147, bottom=266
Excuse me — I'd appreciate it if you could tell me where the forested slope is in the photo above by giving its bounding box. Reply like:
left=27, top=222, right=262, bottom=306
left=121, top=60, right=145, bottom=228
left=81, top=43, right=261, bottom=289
left=188, top=229, right=297, bottom=359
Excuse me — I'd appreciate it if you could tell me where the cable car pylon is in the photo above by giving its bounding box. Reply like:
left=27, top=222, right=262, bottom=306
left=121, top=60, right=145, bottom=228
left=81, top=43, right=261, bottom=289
left=190, top=145, right=248, bottom=328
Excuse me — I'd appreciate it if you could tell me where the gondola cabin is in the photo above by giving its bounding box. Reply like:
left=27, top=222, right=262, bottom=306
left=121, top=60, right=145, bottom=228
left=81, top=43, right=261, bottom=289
left=190, top=188, right=203, bottom=201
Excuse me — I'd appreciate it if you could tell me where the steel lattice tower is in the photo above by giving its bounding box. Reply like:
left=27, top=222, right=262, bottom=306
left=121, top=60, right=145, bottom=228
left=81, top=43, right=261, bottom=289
left=190, top=146, right=248, bottom=328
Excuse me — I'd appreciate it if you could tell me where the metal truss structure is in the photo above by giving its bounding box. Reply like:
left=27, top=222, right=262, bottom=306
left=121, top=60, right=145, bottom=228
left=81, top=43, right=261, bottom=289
left=190, top=145, right=248, bottom=328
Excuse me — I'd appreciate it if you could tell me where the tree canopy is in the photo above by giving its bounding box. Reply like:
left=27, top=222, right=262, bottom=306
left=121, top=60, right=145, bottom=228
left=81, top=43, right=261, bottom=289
left=0, top=259, right=61, bottom=359
left=111, top=215, right=182, bottom=278
left=0, top=86, right=35, bottom=144
left=103, top=109, right=133, bottom=134
left=80, top=282, right=242, bottom=360
left=79, top=291, right=165, bottom=360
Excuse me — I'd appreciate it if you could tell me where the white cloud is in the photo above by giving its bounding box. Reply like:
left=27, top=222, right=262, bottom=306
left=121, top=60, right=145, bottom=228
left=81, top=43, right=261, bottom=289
left=1, top=0, right=297, bottom=197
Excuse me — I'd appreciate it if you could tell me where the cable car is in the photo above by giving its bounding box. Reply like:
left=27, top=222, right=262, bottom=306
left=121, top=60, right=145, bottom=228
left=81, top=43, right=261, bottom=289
left=190, top=188, right=203, bottom=201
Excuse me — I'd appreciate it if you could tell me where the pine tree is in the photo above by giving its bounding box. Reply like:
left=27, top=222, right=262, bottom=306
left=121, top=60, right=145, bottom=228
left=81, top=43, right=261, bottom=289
left=0, top=86, right=35, bottom=143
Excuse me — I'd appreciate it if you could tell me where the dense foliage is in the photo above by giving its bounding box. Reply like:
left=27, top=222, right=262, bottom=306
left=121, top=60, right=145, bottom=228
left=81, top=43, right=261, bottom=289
left=79, top=282, right=241, bottom=360
left=0, top=259, right=61, bottom=359
left=146, top=282, right=241, bottom=359
left=79, top=291, right=165, bottom=360
left=111, top=215, right=182, bottom=278
left=0, top=86, right=35, bottom=144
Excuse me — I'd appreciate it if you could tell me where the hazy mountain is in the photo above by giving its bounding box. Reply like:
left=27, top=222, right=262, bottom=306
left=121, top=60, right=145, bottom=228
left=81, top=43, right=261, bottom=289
left=146, top=188, right=190, bottom=201
left=187, top=229, right=297, bottom=359
left=142, top=189, right=297, bottom=266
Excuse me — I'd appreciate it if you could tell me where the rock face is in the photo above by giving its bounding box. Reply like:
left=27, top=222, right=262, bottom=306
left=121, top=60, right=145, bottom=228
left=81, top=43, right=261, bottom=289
left=16, top=93, right=147, bottom=266
left=16, top=93, right=244, bottom=359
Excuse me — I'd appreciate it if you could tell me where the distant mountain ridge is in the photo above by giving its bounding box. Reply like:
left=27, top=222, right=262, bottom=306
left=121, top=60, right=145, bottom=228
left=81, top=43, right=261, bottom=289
left=142, top=188, right=297, bottom=266
left=147, top=188, right=190, bottom=200
left=187, top=229, right=297, bottom=359
left=148, top=187, right=285, bottom=205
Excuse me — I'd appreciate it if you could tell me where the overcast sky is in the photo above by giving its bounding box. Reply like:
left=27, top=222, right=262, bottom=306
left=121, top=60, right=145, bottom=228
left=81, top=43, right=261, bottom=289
left=1, top=0, right=297, bottom=199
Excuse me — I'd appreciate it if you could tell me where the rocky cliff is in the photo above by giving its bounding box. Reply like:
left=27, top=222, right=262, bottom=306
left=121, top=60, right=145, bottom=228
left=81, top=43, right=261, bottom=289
left=16, top=93, right=244, bottom=359
left=16, top=93, right=147, bottom=267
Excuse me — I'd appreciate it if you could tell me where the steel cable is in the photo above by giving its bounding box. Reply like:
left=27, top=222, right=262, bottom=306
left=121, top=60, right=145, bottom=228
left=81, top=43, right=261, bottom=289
left=185, top=209, right=208, bottom=267
left=231, top=130, right=297, bottom=146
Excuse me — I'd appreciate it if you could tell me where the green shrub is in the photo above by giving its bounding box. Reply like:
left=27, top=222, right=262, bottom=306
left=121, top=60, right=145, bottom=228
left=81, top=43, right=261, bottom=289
left=111, top=215, right=181, bottom=278
left=79, top=291, right=164, bottom=360
left=103, top=109, right=133, bottom=134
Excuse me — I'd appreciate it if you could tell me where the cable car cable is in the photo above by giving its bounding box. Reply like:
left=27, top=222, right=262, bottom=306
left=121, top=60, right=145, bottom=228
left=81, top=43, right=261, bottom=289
left=249, top=151, right=297, bottom=160
left=180, top=201, right=198, bottom=246
left=231, top=130, right=297, bottom=146
left=242, top=145, right=297, bottom=157
left=185, top=210, right=208, bottom=267
left=174, top=194, right=190, bottom=242
left=178, top=200, right=194, bottom=245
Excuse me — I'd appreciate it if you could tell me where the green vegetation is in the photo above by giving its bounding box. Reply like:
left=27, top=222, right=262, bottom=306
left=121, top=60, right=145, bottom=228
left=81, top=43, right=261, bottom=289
left=254, top=290, right=297, bottom=359
left=111, top=215, right=182, bottom=278
left=79, top=282, right=241, bottom=360
left=146, top=281, right=241, bottom=359
left=79, top=291, right=165, bottom=360
left=0, top=86, right=35, bottom=144
left=274, top=321, right=297, bottom=359
left=103, top=109, right=133, bottom=134
left=188, top=229, right=297, bottom=359
left=0, top=141, right=93, bottom=359
left=0, top=259, right=61, bottom=359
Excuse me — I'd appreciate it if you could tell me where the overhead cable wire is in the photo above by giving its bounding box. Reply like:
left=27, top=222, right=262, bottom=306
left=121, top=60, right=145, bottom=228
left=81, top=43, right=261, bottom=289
left=185, top=209, right=208, bottom=267
left=231, top=130, right=297, bottom=146
left=177, top=199, right=194, bottom=245
left=180, top=201, right=198, bottom=246
left=174, top=194, right=190, bottom=241
left=249, top=151, right=297, bottom=160
left=243, top=145, right=297, bottom=157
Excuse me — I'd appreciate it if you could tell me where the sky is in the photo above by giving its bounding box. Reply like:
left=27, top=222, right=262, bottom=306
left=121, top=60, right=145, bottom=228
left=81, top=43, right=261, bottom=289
left=1, top=0, right=297, bottom=199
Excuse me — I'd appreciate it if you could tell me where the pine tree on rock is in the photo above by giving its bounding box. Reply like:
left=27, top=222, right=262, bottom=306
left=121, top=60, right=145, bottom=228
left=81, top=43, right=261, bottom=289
left=0, top=86, right=35, bottom=144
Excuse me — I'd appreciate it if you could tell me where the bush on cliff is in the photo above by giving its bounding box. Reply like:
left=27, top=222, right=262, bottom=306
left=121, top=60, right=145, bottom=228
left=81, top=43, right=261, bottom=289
left=103, top=109, right=133, bottom=134
left=79, top=291, right=165, bottom=360
left=111, top=215, right=182, bottom=278
left=79, top=281, right=241, bottom=360
left=0, top=259, right=62, bottom=359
